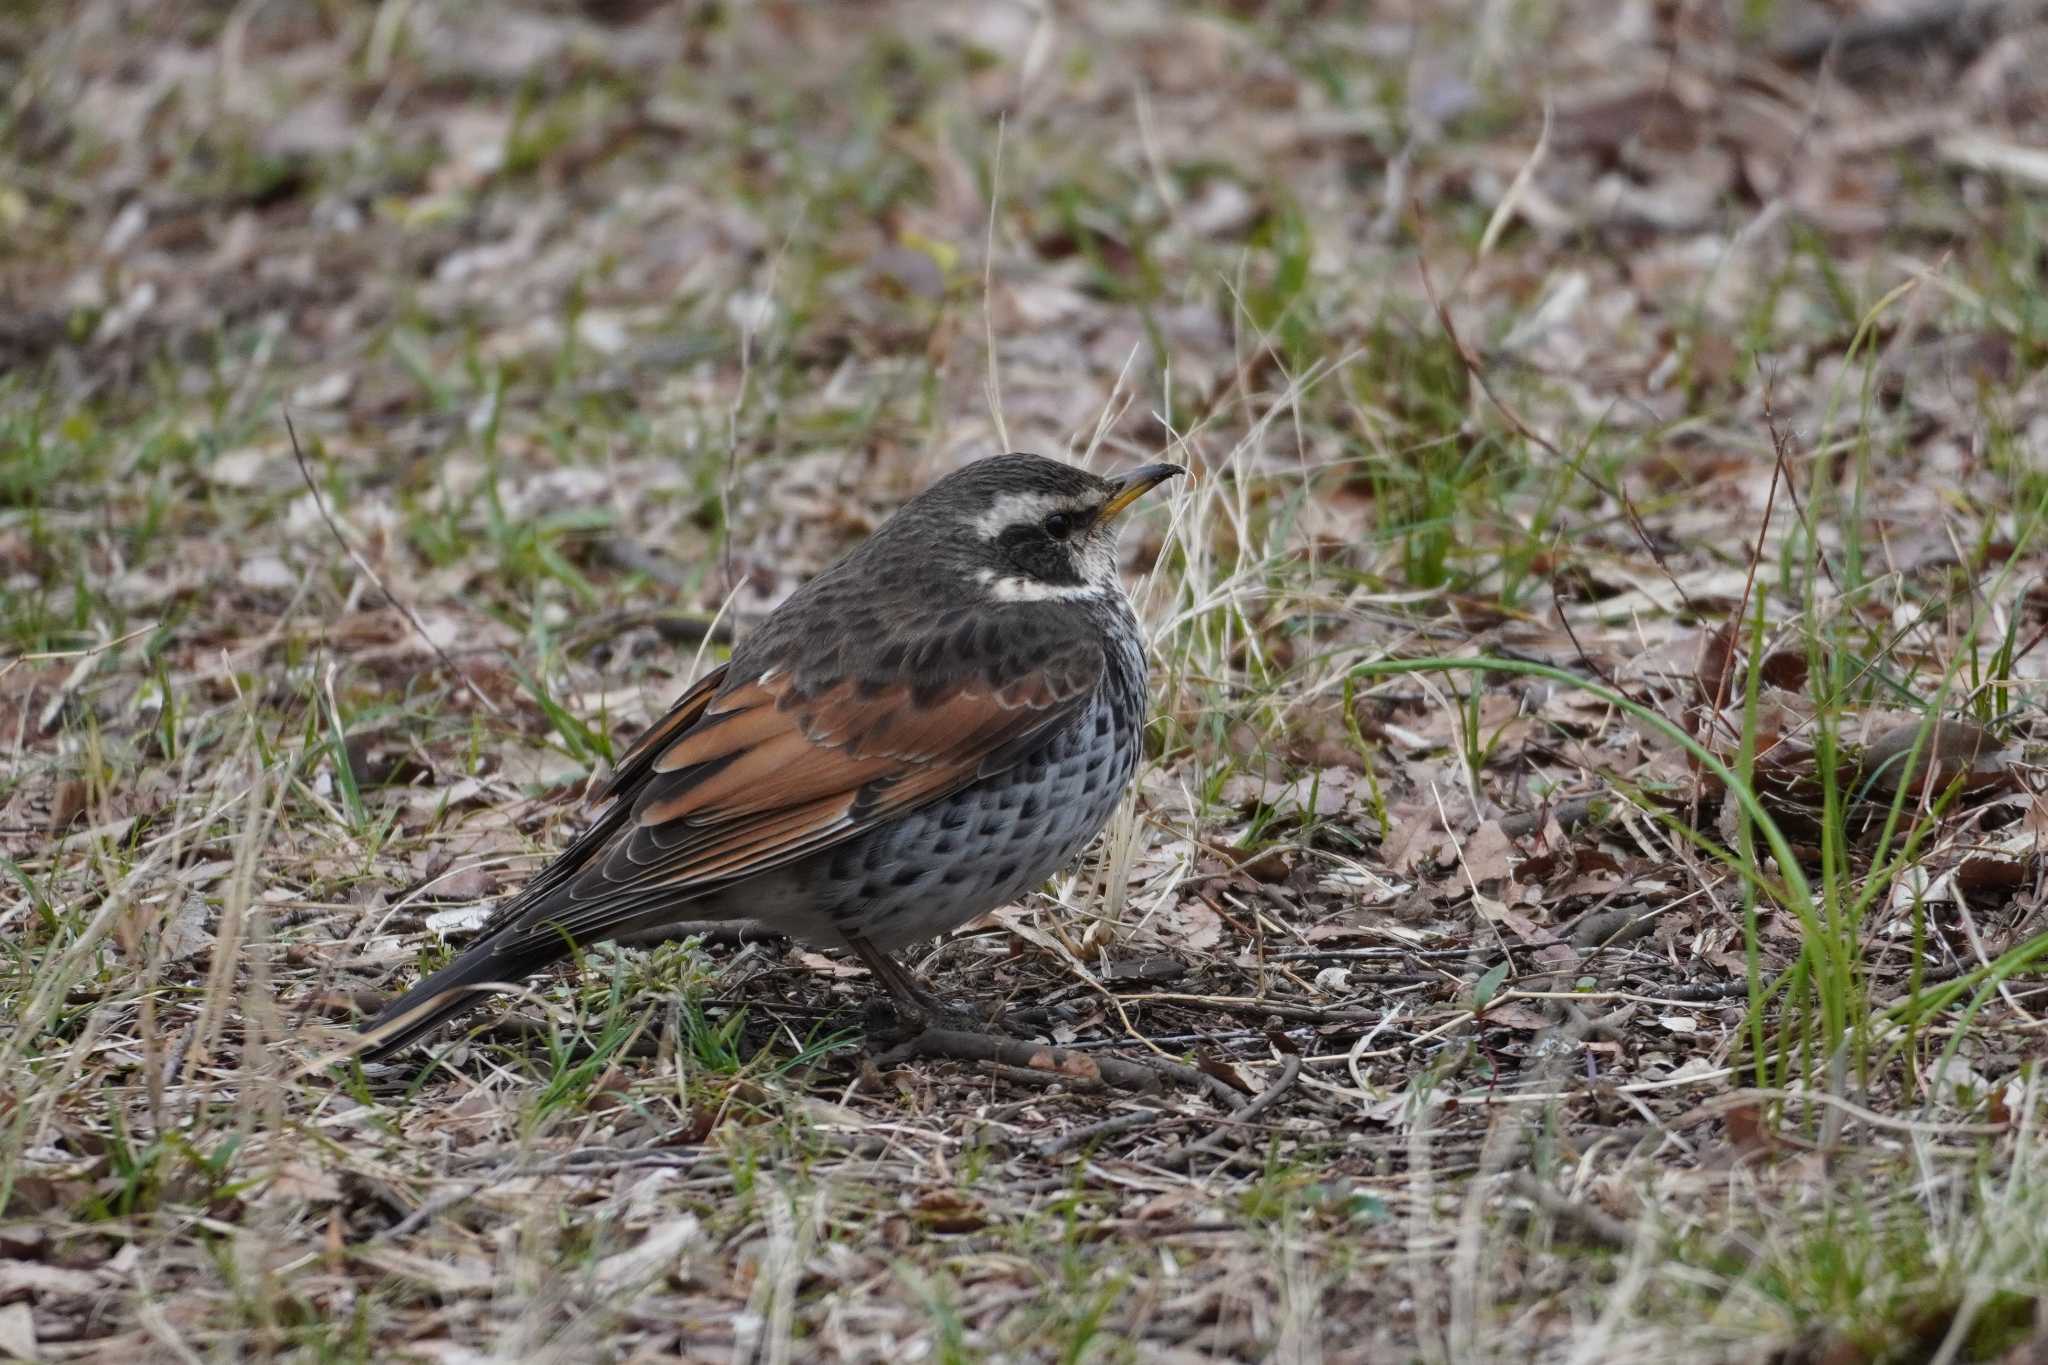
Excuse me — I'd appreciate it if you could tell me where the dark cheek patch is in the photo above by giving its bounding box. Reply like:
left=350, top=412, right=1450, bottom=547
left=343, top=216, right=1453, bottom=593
left=1006, top=537, right=1085, bottom=586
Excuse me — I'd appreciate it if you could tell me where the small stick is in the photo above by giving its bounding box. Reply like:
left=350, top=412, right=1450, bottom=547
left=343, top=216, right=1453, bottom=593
left=981, top=1061, right=1104, bottom=1091
left=1119, top=993, right=1396, bottom=1025
left=1150, top=1055, right=1303, bottom=1173
left=1034, top=1109, right=1170, bottom=1159
left=284, top=408, right=502, bottom=716
left=1629, top=980, right=1750, bottom=1003
left=1505, top=1172, right=1639, bottom=1251
left=875, top=1028, right=1240, bottom=1104
left=377, top=1180, right=494, bottom=1242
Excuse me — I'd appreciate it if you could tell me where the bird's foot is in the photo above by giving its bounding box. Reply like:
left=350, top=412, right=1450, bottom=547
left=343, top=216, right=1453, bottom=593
left=842, top=933, right=1075, bottom=1040
left=862, top=991, right=992, bottom=1041
left=876, top=993, right=1087, bottom=1042
left=845, top=934, right=987, bottom=1035
left=997, top=1002, right=1081, bottom=1035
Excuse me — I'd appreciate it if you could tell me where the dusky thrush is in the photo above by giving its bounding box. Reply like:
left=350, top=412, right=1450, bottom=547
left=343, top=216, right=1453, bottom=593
left=356, top=454, right=1182, bottom=1058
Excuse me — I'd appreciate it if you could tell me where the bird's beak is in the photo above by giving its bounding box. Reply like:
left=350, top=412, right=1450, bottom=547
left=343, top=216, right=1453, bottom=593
left=1096, top=463, right=1185, bottom=524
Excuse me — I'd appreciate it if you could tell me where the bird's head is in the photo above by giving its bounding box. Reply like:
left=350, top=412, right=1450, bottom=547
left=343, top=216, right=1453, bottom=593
left=903, top=453, right=1184, bottom=603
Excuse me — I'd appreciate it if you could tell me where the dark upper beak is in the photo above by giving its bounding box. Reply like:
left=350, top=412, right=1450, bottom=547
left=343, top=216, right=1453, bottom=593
left=1096, top=463, right=1185, bottom=523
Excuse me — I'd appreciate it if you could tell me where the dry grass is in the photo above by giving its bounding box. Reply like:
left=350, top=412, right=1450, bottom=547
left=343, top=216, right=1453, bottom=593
left=8, top=1, right=2048, bottom=1360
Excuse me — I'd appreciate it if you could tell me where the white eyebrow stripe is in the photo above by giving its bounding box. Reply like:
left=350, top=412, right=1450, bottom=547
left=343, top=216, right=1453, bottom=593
left=973, top=566, right=1107, bottom=601
left=972, top=491, right=1096, bottom=540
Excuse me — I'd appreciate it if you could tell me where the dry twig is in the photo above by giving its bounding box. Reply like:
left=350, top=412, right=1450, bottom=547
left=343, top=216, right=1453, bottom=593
left=874, top=1028, right=1242, bottom=1104
left=1150, top=1055, right=1303, bottom=1173
left=284, top=409, right=502, bottom=716
left=1505, top=1173, right=1640, bottom=1251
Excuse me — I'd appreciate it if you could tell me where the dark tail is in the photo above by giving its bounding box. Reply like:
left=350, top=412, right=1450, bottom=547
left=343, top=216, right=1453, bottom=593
left=353, top=934, right=567, bottom=1062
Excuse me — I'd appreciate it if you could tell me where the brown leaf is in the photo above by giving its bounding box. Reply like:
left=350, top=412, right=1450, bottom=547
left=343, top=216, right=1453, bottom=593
left=1986, top=1088, right=2014, bottom=1130
left=1954, top=853, right=2029, bottom=896
left=1, top=1178, right=93, bottom=1218
left=1861, top=718, right=2014, bottom=797
left=1489, top=904, right=1558, bottom=946
left=1379, top=802, right=1446, bottom=877
left=1156, top=899, right=1224, bottom=954
left=911, top=1191, right=987, bottom=1234
left=1479, top=1003, right=1553, bottom=1032
left=795, top=951, right=868, bottom=980
left=1758, top=649, right=1809, bottom=691
left=1694, top=623, right=1738, bottom=708
left=1459, top=821, right=1518, bottom=888
left=47, top=779, right=87, bottom=835
left=1722, top=1103, right=1775, bottom=1154
left=1193, top=1053, right=1254, bottom=1094
left=1222, top=843, right=1292, bottom=883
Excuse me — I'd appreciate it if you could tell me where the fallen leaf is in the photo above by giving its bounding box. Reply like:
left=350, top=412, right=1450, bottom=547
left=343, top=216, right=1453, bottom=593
left=262, top=1163, right=343, bottom=1204
left=592, top=1215, right=700, bottom=1293
left=1155, top=899, right=1223, bottom=954
left=795, top=950, right=868, bottom=980
left=353, top=1246, right=493, bottom=1296
left=1478, top=1003, right=1552, bottom=1032
left=1861, top=718, right=2013, bottom=797
left=0, top=1302, right=33, bottom=1360
left=0, top=1259, right=103, bottom=1298
left=46, top=778, right=88, bottom=835
left=1722, top=1103, right=1775, bottom=1154
left=911, top=1191, right=987, bottom=1234
left=1222, top=842, right=1293, bottom=883
left=1458, top=821, right=1517, bottom=887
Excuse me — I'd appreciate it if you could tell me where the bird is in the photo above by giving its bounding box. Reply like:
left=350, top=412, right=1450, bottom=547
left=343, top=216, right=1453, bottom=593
left=353, top=453, right=1184, bottom=1060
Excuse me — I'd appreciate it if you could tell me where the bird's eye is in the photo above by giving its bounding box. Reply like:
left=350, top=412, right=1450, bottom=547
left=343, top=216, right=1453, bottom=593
left=1043, top=511, right=1075, bottom=539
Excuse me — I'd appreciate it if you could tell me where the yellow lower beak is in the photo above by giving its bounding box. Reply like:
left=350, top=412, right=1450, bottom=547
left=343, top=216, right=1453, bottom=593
left=1097, top=463, right=1185, bottom=523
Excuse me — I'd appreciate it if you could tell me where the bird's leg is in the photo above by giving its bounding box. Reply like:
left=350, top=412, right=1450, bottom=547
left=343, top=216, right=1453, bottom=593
left=844, top=935, right=988, bottom=1032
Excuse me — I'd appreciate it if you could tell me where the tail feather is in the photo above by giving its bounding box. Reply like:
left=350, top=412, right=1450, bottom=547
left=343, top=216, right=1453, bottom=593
left=318, top=670, right=740, bottom=1072
left=353, top=936, right=565, bottom=1061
